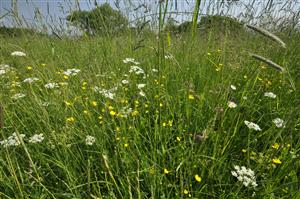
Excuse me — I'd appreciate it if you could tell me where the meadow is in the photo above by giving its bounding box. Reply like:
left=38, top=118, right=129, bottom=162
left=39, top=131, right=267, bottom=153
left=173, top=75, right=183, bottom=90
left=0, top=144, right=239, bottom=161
left=0, top=25, right=300, bottom=198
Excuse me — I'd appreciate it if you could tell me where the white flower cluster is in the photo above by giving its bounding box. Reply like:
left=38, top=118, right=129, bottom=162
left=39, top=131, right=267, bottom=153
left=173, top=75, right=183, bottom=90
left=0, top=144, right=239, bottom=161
left=63, top=68, right=81, bottom=76
left=45, top=82, right=59, bottom=89
left=0, top=132, right=25, bottom=147
left=121, top=79, right=129, bottom=84
left=23, top=77, right=39, bottom=84
left=123, top=58, right=140, bottom=65
left=93, top=86, right=117, bottom=100
left=11, top=51, right=26, bottom=57
left=230, top=85, right=237, bottom=90
left=29, top=134, right=44, bottom=143
left=228, top=101, right=237, bottom=108
left=264, top=92, right=276, bottom=99
left=231, top=165, right=258, bottom=188
left=136, top=83, right=146, bottom=97
left=129, top=66, right=144, bottom=75
left=12, top=93, right=26, bottom=100
left=85, top=135, right=96, bottom=146
left=119, top=106, right=133, bottom=118
left=0, top=64, right=11, bottom=76
left=273, top=118, right=284, bottom=128
left=244, top=121, right=262, bottom=131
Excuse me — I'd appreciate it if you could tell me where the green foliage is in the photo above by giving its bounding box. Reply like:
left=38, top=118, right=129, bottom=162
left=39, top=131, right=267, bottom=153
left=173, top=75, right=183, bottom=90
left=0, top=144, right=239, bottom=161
left=0, top=26, right=41, bottom=37
left=67, top=3, right=128, bottom=36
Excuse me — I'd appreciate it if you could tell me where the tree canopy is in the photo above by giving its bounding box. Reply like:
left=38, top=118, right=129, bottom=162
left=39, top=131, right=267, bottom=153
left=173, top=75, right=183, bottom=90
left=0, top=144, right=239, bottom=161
left=67, top=3, right=128, bottom=36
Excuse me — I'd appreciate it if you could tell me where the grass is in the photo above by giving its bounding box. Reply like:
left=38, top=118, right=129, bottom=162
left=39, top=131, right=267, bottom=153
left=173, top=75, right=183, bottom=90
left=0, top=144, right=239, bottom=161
left=0, top=27, right=299, bottom=198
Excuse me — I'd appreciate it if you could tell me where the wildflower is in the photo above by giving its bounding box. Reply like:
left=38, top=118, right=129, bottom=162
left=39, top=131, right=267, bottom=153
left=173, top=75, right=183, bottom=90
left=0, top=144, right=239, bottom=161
left=207, top=52, right=211, bottom=56
left=152, top=68, right=158, bottom=72
left=232, top=165, right=257, bottom=188
left=188, top=94, right=195, bottom=100
left=85, top=135, right=96, bottom=146
left=184, top=189, right=189, bottom=194
left=11, top=51, right=26, bottom=56
left=244, top=121, right=262, bottom=131
left=176, top=137, right=181, bottom=142
left=27, top=66, right=32, bottom=70
left=139, top=90, right=146, bottom=97
left=228, top=101, right=237, bottom=108
left=110, top=110, right=116, bottom=116
left=45, top=82, right=59, bottom=89
left=91, top=101, right=97, bottom=107
left=230, top=85, right=237, bottom=90
left=129, top=65, right=144, bottom=75
left=124, top=143, right=129, bottom=148
left=64, top=101, right=72, bottom=106
left=0, top=132, right=25, bottom=147
left=137, top=83, right=146, bottom=89
left=264, top=92, right=276, bottom=99
left=23, top=77, right=39, bottom=83
left=242, top=149, right=247, bottom=153
left=272, top=158, right=282, bottom=164
left=93, top=86, right=116, bottom=100
left=63, top=68, right=81, bottom=76
left=28, top=134, right=44, bottom=143
left=123, top=58, right=140, bottom=65
left=272, top=143, right=280, bottom=150
left=273, top=118, right=284, bottom=128
left=165, top=54, right=172, bottom=59
left=66, top=117, right=75, bottom=122
left=121, top=80, right=129, bottom=84
left=12, top=93, right=26, bottom=100
left=195, top=174, right=202, bottom=182
left=164, top=168, right=170, bottom=174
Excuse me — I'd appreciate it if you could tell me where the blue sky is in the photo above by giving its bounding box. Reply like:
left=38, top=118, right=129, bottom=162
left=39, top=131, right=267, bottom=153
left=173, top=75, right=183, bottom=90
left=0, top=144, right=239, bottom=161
left=1, top=0, right=299, bottom=32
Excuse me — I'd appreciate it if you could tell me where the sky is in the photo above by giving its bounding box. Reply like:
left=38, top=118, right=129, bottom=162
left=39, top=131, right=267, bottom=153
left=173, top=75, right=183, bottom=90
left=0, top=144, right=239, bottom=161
left=0, top=0, right=299, bottom=33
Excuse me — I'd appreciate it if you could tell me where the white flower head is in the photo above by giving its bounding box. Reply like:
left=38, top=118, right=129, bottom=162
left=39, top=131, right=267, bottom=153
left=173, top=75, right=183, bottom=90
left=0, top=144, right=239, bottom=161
left=232, top=165, right=257, bottom=188
left=244, top=121, right=262, bottom=131
left=139, top=90, right=146, bottom=97
left=121, top=80, right=129, bottom=84
left=12, top=93, right=26, bottom=100
left=11, top=51, right=26, bottom=57
left=129, top=66, right=144, bottom=75
left=0, top=132, right=25, bottom=147
left=123, top=58, right=140, bottom=65
left=273, top=118, right=284, bottom=128
left=63, top=68, right=81, bottom=76
left=152, top=68, right=158, bottom=73
left=85, top=135, right=96, bottom=146
left=23, top=77, right=39, bottom=83
left=29, top=134, right=44, bottom=143
left=137, top=83, right=146, bottom=89
left=230, top=85, right=237, bottom=90
left=93, top=86, right=117, bottom=100
left=264, top=92, right=276, bottom=99
left=45, top=82, right=59, bottom=89
left=228, top=101, right=237, bottom=108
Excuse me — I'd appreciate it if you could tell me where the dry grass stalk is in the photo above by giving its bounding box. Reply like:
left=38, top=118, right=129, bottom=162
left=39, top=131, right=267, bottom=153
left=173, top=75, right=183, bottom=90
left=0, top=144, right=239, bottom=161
left=250, top=53, right=285, bottom=72
left=246, top=24, right=286, bottom=48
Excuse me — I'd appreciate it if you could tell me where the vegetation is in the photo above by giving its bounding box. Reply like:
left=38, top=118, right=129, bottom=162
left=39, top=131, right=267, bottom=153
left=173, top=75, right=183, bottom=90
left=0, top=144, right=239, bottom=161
left=0, top=1, right=300, bottom=198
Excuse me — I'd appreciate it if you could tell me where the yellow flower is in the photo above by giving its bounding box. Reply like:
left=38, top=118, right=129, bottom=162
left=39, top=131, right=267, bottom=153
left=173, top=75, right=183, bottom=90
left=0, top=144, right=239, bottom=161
left=63, top=75, right=69, bottom=80
left=164, top=168, right=170, bottom=174
left=108, top=106, right=114, bottom=110
left=27, top=66, right=32, bottom=70
left=110, top=110, right=116, bottom=116
left=184, top=189, right=189, bottom=194
left=124, top=143, right=129, bottom=148
left=272, top=158, right=282, bottom=164
left=91, top=101, right=97, bottom=107
left=132, top=110, right=139, bottom=116
left=168, top=120, right=173, bottom=127
left=188, top=94, right=195, bottom=100
left=176, top=137, right=181, bottom=142
left=41, top=63, right=46, bottom=67
left=83, top=110, right=88, bottom=114
left=159, top=103, right=163, bottom=107
left=242, top=149, right=247, bottom=153
left=195, top=174, right=202, bottom=182
left=272, top=143, right=280, bottom=150
left=207, top=52, right=211, bottom=56
left=66, top=117, right=75, bottom=122
left=64, top=101, right=72, bottom=106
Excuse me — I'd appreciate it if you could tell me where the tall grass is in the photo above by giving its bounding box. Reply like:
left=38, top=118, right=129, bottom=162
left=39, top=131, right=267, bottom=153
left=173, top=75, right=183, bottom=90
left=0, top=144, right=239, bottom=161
left=0, top=1, right=300, bottom=198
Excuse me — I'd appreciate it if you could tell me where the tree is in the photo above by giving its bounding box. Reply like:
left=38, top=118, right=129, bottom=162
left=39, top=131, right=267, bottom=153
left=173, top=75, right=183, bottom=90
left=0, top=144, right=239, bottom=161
left=67, top=3, right=128, bottom=36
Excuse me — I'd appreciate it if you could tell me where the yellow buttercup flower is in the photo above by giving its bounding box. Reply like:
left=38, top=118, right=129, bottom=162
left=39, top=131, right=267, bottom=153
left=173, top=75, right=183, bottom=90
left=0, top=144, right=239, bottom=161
left=272, top=158, right=282, bottom=164
left=195, top=174, right=202, bottom=182
left=164, top=168, right=170, bottom=174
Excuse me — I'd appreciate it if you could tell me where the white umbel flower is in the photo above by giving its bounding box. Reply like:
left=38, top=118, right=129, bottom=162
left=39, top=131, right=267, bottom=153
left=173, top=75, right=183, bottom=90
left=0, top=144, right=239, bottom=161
left=121, top=80, right=129, bottom=84
left=0, top=132, right=25, bottom=147
left=45, top=82, right=59, bottom=89
left=63, top=68, right=81, bottom=76
left=228, top=101, right=237, bottom=108
left=273, top=118, right=284, bottom=128
left=244, top=121, right=262, bottom=131
left=137, top=84, right=146, bottom=89
left=232, top=165, right=257, bottom=188
left=29, top=134, right=44, bottom=143
left=12, top=93, right=26, bottom=100
left=264, top=92, right=276, bottom=99
left=85, top=135, right=96, bottom=146
left=11, top=51, right=26, bottom=56
left=23, top=77, right=39, bottom=83
left=230, top=85, right=237, bottom=90
left=123, top=58, right=140, bottom=65
left=129, top=66, right=144, bottom=75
